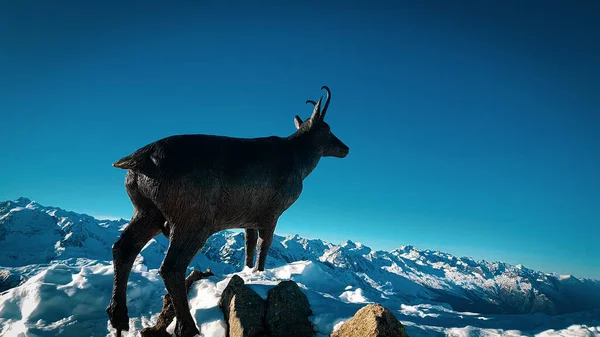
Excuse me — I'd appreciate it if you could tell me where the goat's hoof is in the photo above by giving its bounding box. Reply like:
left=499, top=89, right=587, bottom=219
left=140, top=326, right=171, bottom=337
left=106, top=302, right=130, bottom=332
left=175, top=322, right=200, bottom=337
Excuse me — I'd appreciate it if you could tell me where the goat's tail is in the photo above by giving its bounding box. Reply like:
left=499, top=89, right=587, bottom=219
left=113, top=143, right=156, bottom=172
left=112, top=155, right=137, bottom=170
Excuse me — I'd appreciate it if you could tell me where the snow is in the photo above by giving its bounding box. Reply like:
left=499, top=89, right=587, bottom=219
left=1, top=260, right=599, bottom=337
left=339, top=287, right=369, bottom=304
left=1, top=197, right=600, bottom=337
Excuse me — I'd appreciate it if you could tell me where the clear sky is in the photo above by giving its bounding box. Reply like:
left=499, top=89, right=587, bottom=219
left=1, top=1, right=599, bottom=279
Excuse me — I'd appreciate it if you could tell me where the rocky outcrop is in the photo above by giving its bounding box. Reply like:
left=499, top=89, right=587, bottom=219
left=265, top=281, right=314, bottom=337
left=218, top=275, right=267, bottom=337
left=330, top=304, right=409, bottom=337
left=217, top=277, right=315, bottom=337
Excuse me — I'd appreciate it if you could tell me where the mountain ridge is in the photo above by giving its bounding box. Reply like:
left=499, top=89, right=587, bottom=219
left=3, top=197, right=586, bottom=280
left=1, top=197, right=599, bottom=317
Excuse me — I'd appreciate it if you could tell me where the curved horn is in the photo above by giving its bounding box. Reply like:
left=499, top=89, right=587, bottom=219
left=305, top=100, right=318, bottom=106
left=309, top=96, right=323, bottom=122
left=320, top=85, right=331, bottom=119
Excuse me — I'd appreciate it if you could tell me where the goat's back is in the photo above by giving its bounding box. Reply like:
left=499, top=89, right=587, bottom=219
left=115, top=133, right=293, bottom=178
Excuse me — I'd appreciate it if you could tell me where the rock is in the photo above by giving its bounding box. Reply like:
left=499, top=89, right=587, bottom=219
left=330, top=304, right=409, bottom=337
left=265, top=280, right=314, bottom=337
left=218, top=275, right=266, bottom=337
left=0, top=269, right=23, bottom=292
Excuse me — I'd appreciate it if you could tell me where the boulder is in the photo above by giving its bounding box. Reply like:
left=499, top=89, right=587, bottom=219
left=330, top=304, right=409, bottom=337
left=265, top=280, right=314, bottom=337
left=218, top=275, right=266, bottom=337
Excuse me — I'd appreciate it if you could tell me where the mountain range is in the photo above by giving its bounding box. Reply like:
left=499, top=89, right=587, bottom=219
left=1, top=197, right=599, bottom=336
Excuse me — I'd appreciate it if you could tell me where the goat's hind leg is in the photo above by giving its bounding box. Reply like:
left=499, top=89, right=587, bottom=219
left=159, top=226, right=209, bottom=337
left=254, top=225, right=276, bottom=272
left=106, top=211, right=163, bottom=333
left=244, top=229, right=258, bottom=269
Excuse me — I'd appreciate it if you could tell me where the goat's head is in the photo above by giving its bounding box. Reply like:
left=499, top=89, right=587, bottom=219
left=294, top=86, right=349, bottom=158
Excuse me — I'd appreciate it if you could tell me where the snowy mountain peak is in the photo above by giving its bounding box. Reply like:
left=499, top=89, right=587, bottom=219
left=1, top=197, right=33, bottom=213
left=15, top=196, right=33, bottom=205
left=340, top=239, right=365, bottom=249
left=395, top=245, right=423, bottom=255
left=286, top=233, right=302, bottom=240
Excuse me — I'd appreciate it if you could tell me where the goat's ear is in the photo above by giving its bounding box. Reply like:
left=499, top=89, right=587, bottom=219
left=294, top=115, right=303, bottom=130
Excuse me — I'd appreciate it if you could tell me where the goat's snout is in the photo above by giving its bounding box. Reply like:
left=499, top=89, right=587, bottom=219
left=328, top=133, right=349, bottom=158
left=340, top=144, right=349, bottom=158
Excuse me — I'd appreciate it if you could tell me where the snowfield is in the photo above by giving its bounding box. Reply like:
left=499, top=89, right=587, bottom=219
left=1, top=198, right=599, bottom=337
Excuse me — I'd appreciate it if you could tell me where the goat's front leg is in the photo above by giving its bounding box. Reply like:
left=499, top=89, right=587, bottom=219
left=158, top=228, right=209, bottom=337
left=107, top=212, right=162, bottom=334
left=244, top=229, right=258, bottom=269
left=254, top=225, right=275, bottom=272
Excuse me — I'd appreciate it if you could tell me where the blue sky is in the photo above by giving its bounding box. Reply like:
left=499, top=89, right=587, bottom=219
left=1, top=1, right=599, bottom=278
